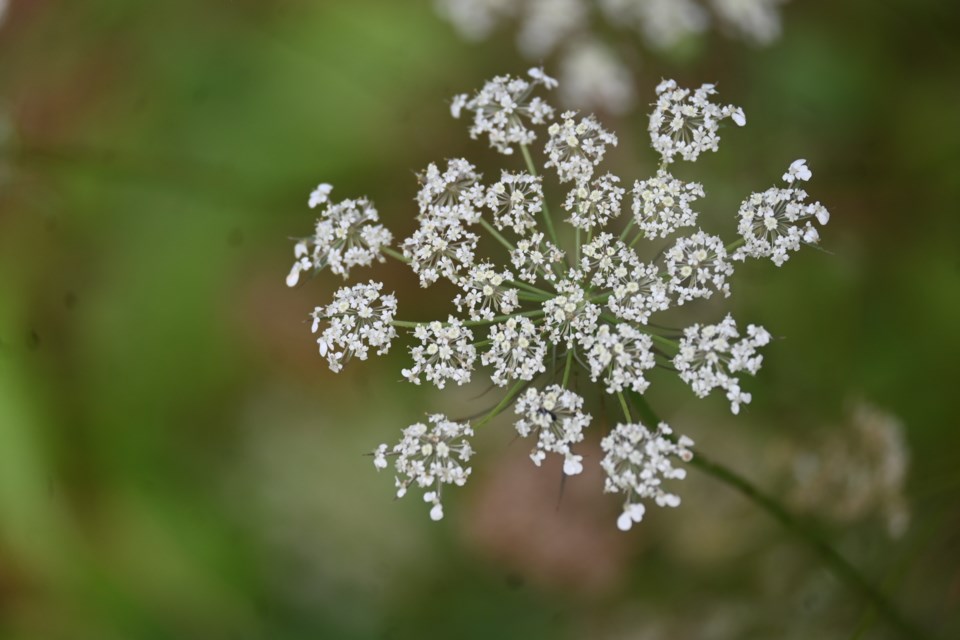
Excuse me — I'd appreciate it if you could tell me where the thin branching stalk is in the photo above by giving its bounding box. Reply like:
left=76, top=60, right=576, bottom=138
left=626, top=392, right=933, bottom=640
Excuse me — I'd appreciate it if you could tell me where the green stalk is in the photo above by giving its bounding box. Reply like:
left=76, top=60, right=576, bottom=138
left=479, top=217, right=516, bottom=253
left=382, top=246, right=409, bottom=263
left=724, top=237, right=746, bottom=254
left=475, top=380, right=527, bottom=428
left=617, top=391, right=632, bottom=422
left=561, top=349, right=574, bottom=387
left=520, top=143, right=559, bottom=246
left=508, top=279, right=555, bottom=296
left=516, top=292, right=551, bottom=302
left=626, top=393, right=933, bottom=640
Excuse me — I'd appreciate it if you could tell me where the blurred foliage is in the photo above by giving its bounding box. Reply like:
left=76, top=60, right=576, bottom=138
left=0, top=0, right=958, bottom=638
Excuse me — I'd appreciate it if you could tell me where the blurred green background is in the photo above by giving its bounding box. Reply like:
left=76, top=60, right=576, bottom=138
left=0, top=1, right=958, bottom=638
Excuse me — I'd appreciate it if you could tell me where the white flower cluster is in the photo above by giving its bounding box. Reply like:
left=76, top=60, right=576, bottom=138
left=487, top=171, right=544, bottom=234
left=286, top=185, right=393, bottom=286
left=373, top=414, right=475, bottom=521
left=482, top=316, right=548, bottom=385
left=545, top=111, right=618, bottom=183
left=585, top=323, right=656, bottom=394
left=510, top=232, right=565, bottom=282
left=649, top=79, right=747, bottom=164
left=733, top=159, right=831, bottom=266
left=664, top=230, right=734, bottom=304
left=542, top=279, right=601, bottom=348
left=451, top=67, right=557, bottom=155
left=514, top=385, right=591, bottom=475
left=436, top=0, right=790, bottom=114
left=633, top=171, right=704, bottom=239
left=416, top=158, right=486, bottom=225
left=674, top=314, right=771, bottom=414
left=402, top=317, right=477, bottom=388
left=289, top=69, right=830, bottom=528
left=454, top=263, right=520, bottom=321
left=402, top=219, right=478, bottom=287
left=310, top=281, right=397, bottom=373
left=564, top=173, right=625, bottom=230
left=601, top=421, right=694, bottom=531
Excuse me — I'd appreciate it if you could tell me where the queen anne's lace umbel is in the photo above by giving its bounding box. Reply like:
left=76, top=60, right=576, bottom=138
left=288, top=68, right=830, bottom=527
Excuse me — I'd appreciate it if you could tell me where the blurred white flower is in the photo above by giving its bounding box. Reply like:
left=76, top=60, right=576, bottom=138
left=558, top=39, right=636, bottom=115
left=791, top=402, right=911, bottom=537
left=436, top=0, right=791, bottom=113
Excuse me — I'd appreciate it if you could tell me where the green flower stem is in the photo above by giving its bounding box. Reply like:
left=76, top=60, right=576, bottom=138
left=382, top=246, right=409, bottom=263
left=724, top=237, right=745, bottom=253
left=520, top=143, right=559, bottom=246
left=617, top=391, right=632, bottom=422
left=391, top=320, right=422, bottom=329
left=509, top=280, right=554, bottom=296
left=517, top=292, right=552, bottom=302
left=626, top=392, right=933, bottom=640
left=575, top=227, right=582, bottom=265
left=475, top=380, right=527, bottom=428
left=619, top=218, right=636, bottom=242
left=479, top=217, right=516, bottom=253
left=561, top=349, right=574, bottom=387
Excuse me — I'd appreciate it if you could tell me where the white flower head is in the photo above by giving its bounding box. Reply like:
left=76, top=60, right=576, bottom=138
left=486, top=170, right=544, bottom=235
left=545, top=110, right=618, bottom=183
left=585, top=323, right=656, bottom=394
left=607, top=261, right=672, bottom=325
left=632, top=170, right=705, bottom=239
left=287, top=193, right=393, bottom=285
left=454, top=262, right=520, bottom=321
left=374, top=414, right=475, bottom=521
left=580, top=233, right=639, bottom=289
left=402, top=317, right=477, bottom=388
left=673, top=314, right=771, bottom=413
left=733, top=160, right=830, bottom=266
left=451, top=67, right=557, bottom=155
left=542, top=279, right=601, bottom=348
left=601, top=421, right=694, bottom=531
left=514, top=384, right=592, bottom=475
left=482, top=316, right=548, bottom=386
left=416, top=158, right=486, bottom=225
left=564, top=172, right=625, bottom=231
left=510, top=232, right=566, bottom=283
left=402, top=218, right=479, bottom=287
left=664, top=230, right=734, bottom=304
left=649, top=79, right=746, bottom=164
left=311, top=281, right=398, bottom=372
